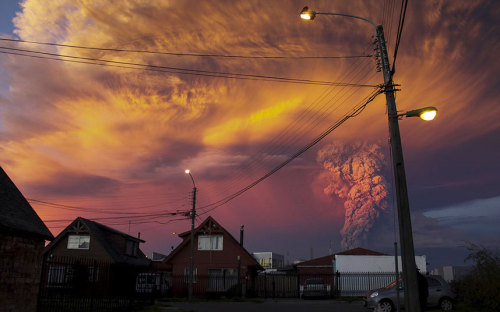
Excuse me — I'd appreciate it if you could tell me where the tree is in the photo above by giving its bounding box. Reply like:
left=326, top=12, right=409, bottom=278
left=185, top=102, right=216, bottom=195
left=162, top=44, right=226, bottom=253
left=458, top=244, right=500, bottom=312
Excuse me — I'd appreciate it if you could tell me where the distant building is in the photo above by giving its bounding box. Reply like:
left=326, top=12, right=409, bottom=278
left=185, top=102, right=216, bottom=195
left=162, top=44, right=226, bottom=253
left=252, top=252, right=284, bottom=272
left=295, top=247, right=427, bottom=297
left=0, top=166, right=54, bottom=312
left=430, top=265, right=473, bottom=282
left=162, top=216, right=262, bottom=297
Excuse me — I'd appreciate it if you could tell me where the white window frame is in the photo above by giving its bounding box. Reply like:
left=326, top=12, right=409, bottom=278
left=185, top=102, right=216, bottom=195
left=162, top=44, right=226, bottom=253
left=197, top=235, right=223, bottom=251
left=67, top=235, right=90, bottom=250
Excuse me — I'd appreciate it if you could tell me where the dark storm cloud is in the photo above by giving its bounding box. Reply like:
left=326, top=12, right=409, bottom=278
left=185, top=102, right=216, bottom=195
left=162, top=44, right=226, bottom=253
left=28, top=171, right=121, bottom=196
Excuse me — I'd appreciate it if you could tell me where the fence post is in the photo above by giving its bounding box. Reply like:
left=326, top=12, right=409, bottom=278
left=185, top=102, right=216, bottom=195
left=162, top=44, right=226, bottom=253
left=36, top=255, right=48, bottom=312
left=264, top=273, right=267, bottom=299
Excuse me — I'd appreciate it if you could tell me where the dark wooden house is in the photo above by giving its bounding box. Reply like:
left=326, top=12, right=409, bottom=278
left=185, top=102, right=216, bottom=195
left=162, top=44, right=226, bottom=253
left=0, top=166, right=54, bottom=312
left=42, top=217, right=150, bottom=297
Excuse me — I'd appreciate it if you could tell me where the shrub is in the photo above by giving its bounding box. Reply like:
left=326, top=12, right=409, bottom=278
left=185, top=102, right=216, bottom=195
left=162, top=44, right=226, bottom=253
left=456, top=244, right=499, bottom=312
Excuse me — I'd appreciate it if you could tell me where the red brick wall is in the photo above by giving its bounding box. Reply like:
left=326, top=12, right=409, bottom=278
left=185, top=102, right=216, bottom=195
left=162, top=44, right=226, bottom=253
left=169, top=234, right=256, bottom=277
left=0, top=234, right=45, bottom=312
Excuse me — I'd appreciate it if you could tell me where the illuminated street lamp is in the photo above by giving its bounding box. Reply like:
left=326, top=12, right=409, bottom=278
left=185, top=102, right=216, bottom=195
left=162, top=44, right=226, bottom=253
left=401, top=106, right=438, bottom=121
left=185, top=169, right=196, bottom=299
left=300, top=6, right=437, bottom=312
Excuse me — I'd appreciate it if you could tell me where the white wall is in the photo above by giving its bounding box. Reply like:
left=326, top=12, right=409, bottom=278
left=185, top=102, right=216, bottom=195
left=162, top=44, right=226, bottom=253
left=334, top=255, right=427, bottom=273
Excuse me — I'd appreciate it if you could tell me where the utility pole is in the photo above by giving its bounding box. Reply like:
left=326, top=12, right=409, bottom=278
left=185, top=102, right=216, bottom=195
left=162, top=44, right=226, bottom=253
left=188, top=185, right=196, bottom=299
left=185, top=170, right=197, bottom=300
left=376, top=25, right=421, bottom=312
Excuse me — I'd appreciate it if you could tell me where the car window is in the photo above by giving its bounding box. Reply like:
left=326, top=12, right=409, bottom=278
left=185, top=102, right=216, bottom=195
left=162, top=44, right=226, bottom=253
left=426, top=276, right=441, bottom=287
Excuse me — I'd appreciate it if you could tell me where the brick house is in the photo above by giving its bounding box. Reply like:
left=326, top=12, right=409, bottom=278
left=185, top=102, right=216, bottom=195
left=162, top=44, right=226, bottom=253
left=42, top=217, right=150, bottom=296
left=163, top=216, right=262, bottom=297
left=0, top=166, right=54, bottom=312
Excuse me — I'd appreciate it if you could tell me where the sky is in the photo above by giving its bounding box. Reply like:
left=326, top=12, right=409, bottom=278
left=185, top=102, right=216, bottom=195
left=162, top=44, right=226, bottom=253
left=0, top=0, right=499, bottom=270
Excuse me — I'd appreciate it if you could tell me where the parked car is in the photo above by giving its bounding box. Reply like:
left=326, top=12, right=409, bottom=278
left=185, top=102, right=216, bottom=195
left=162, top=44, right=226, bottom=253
left=301, top=278, right=330, bottom=298
left=364, top=275, right=455, bottom=311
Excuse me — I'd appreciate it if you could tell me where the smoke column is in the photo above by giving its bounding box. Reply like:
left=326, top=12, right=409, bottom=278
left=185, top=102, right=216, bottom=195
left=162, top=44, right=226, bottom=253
left=317, top=141, right=389, bottom=250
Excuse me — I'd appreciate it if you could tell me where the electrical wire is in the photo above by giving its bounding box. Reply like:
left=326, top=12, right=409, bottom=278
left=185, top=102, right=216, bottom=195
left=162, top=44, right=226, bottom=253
left=0, top=46, right=376, bottom=87
left=0, top=37, right=372, bottom=60
left=391, top=0, right=409, bottom=74
left=197, top=87, right=384, bottom=215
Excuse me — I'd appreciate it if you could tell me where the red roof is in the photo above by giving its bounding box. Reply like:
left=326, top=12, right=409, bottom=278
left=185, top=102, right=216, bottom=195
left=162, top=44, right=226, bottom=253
left=336, top=247, right=386, bottom=256
left=295, top=248, right=386, bottom=267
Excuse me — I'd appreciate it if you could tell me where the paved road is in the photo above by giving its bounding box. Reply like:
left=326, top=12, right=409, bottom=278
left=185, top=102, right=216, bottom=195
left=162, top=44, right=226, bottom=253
left=158, top=299, right=368, bottom=312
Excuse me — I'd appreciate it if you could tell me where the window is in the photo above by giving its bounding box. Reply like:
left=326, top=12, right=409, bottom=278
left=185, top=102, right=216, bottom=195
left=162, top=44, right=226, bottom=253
left=426, top=276, right=441, bottom=287
left=184, top=267, right=197, bottom=283
left=48, top=265, right=74, bottom=286
left=198, top=235, right=223, bottom=250
left=67, top=235, right=90, bottom=249
left=125, top=240, right=138, bottom=256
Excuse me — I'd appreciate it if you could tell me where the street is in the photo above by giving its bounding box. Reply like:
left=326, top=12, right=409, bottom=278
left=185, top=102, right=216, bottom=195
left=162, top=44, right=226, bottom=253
left=157, top=299, right=368, bottom=312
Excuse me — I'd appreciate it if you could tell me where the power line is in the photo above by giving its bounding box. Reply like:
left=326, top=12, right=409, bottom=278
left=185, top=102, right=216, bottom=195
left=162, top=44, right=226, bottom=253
left=0, top=46, right=376, bottom=87
left=392, top=0, right=409, bottom=74
left=197, top=87, right=384, bottom=215
left=0, top=37, right=372, bottom=60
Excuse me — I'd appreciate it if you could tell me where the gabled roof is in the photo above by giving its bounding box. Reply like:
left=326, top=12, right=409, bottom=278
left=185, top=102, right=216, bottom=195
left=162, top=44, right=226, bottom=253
left=164, top=216, right=261, bottom=269
left=0, top=166, right=53, bottom=240
left=296, top=248, right=387, bottom=267
left=45, top=217, right=149, bottom=267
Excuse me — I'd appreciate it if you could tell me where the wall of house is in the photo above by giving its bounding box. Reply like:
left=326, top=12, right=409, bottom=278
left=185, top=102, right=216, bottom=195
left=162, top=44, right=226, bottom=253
left=169, top=233, right=256, bottom=278
left=0, top=234, right=45, bottom=312
left=46, top=232, right=113, bottom=262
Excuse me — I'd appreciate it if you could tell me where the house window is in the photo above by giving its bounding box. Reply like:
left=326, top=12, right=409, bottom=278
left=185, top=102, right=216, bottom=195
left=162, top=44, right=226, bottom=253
left=184, top=267, right=197, bottom=283
left=48, top=265, right=74, bottom=286
left=67, top=235, right=90, bottom=249
left=198, top=235, right=223, bottom=251
left=125, top=240, right=138, bottom=256
left=207, top=268, right=237, bottom=291
left=88, top=266, right=99, bottom=282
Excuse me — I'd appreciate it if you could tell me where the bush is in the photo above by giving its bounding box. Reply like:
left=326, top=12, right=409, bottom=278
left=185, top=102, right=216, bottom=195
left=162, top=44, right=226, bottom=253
left=455, top=244, right=500, bottom=312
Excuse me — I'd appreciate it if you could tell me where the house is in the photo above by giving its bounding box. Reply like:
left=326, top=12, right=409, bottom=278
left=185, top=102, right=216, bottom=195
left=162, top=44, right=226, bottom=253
left=295, top=247, right=387, bottom=276
left=42, top=217, right=150, bottom=297
left=162, top=216, right=262, bottom=297
left=0, top=166, right=54, bottom=312
left=295, top=247, right=427, bottom=297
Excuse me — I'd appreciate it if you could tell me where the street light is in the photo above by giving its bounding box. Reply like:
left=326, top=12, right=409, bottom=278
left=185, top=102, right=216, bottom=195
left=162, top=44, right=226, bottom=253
left=300, top=6, right=434, bottom=312
left=401, top=106, right=438, bottom=121
left=185, top=169, right=197, bottom=299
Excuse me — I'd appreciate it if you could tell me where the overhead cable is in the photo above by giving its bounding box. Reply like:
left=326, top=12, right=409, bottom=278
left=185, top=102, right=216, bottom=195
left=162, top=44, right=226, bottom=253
left=0, top=37, right=372, bottom=60
left=0, top=46, right=375, bottom=87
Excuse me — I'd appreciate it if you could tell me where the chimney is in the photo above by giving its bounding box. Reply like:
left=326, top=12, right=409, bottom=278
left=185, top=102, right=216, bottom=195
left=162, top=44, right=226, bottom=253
left=240, top=225, right=244, bottom=246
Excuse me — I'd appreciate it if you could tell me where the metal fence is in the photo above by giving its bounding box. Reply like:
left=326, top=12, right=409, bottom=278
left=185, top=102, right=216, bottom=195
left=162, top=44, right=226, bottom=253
left=37, top=256, right=155, bottom=312
left=336, top=272, right=398, bottom=297
left=253, top=272, right=398, bottom=298
left=38, top=256, right=398, bottom=308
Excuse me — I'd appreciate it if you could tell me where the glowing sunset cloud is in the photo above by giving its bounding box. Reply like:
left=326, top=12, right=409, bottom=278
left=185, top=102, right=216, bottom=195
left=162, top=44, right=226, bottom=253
left=0, top=0, right=498, bottom=261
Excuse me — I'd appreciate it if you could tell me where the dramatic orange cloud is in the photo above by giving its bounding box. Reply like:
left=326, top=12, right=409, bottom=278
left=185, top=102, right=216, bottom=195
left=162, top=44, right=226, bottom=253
left=1, top=0, right=498, bottom=261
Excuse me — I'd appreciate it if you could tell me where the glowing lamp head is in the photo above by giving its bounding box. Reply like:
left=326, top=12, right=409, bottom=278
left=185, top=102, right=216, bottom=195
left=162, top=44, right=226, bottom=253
left=419, top=109, right=437, bottom=121
left=300, top=6, right=316, bottom=20
left=185, top=169, right=190, bottom=174
left=405, top=106, right=438, bottom=121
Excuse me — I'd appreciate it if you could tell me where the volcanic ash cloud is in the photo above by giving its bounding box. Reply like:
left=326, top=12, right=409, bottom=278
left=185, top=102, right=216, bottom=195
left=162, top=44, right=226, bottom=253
left=317, top=142, right=389, bottom=250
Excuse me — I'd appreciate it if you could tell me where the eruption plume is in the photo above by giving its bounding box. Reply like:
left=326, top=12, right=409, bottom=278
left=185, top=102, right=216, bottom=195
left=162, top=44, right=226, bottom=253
left=317, top=142, right=389, bottom=250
